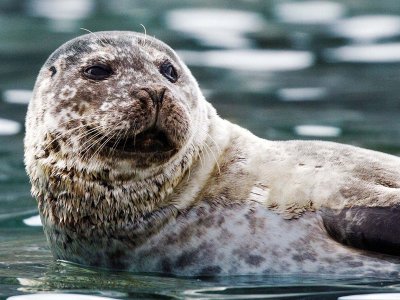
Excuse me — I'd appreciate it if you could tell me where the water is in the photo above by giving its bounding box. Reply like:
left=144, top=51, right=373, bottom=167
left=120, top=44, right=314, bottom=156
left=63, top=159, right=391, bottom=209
left=2, top=0, right=400, bottom=299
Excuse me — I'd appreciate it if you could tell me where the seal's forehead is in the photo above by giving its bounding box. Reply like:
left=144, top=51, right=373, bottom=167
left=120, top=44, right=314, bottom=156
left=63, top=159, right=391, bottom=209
left=44, top=31, right=178, bottom=66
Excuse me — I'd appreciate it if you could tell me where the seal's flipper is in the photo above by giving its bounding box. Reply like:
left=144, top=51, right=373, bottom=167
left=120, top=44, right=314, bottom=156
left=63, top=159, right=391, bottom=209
left=321, top=206, right=400, bottom=256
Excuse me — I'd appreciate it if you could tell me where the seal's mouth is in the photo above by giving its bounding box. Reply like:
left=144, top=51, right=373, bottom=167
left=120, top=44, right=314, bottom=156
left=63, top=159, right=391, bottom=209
left=103, top=128, right=175, bottom=154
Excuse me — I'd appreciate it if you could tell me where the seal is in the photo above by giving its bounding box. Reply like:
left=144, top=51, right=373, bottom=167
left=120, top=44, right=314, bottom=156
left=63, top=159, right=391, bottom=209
left=25, top=31, right=400, bottom=277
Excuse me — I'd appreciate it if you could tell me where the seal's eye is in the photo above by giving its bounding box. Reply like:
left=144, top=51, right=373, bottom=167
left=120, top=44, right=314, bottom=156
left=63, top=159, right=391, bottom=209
left=83, top=64, right=113, bottom=80
left=160, top=61, right=178, bottom=83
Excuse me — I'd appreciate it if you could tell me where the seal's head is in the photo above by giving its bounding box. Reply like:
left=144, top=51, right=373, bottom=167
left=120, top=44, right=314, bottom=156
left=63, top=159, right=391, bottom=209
left=25, top=31, right=210, bottom=181
left=24, top=31, right=215, bottom=244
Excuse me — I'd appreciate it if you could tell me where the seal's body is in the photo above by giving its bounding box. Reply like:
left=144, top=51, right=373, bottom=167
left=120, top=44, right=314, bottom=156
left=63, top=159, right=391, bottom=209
left=25, top=31, right=400, bottom=276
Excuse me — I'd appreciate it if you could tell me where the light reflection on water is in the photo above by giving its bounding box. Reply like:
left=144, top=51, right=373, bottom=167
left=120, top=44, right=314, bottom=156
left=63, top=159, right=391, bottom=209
left=178, top=49, right=314, bottom=71
left=0, top=118, right=21, bottom=135
left=165, top=8, right=266, bottom=48
left=274, top=1, right=346, bottom=24
left=2, top=0, right=400, bottom=299
left=3, top=90, right=32, bottom=105
left=325, top=43, right=400, bottom=63
left=331, top=15, right=400, bottom=41
left=27, top=0, right=95, bottom=32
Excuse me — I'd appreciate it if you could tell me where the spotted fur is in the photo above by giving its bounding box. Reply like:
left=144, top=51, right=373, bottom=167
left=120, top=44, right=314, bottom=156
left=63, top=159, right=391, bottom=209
left=25, top=31, right=400, bottom=276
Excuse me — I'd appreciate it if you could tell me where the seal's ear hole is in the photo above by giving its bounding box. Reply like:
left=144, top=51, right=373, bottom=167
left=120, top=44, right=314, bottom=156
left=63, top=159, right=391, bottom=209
left=49, top=66, right=57, bottom=77
left=160, top=60, right=178, bottom=83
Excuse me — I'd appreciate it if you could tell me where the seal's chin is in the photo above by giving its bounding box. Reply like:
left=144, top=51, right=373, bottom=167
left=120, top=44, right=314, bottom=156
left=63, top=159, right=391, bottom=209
left=104, top=128, right=176, bottom=154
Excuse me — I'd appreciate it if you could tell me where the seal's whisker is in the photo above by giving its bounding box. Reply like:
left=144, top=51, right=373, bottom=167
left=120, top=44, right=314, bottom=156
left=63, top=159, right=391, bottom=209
left=185, top=163, right=191, bottom=183
left=139, top=24, right=147, bottom=48
left=48, top=117, right=98, bottom=139
left=94, top=130, right=119, bottom=158
left=62, top=122, right=102, bottom=148
left=203, top=141, right=221, bottom=175
left=197, top=145, right=205, bottom=170
left=67, top=123, right=109, bottom=150
left=88, top=128, right=120, bottom=161
left=80, top=125, right=107, bottom=152
left=185, top=142, right=196, bottom=183
left=80, top=131, right=108, bottom=159
left=80, top=27, right=108, bottom=47
left=196, top=127, right=223, bottom=156
left=121, top=123, right=133, bottom=151
left=73, top=128, right=103, bottom=151
left=107, top=121, right=126, bottom=151
left=110, top=131, right=124, bottom=152
left=205, top=132, right=223, bottom=155
left=79, top=125, right=110, bottom=158
left=43, top=121, right=99, bottom=152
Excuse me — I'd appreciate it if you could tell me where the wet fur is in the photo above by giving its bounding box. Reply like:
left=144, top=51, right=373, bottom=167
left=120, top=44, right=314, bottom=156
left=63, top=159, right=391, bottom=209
left=25, top=31, right=400, bottom=276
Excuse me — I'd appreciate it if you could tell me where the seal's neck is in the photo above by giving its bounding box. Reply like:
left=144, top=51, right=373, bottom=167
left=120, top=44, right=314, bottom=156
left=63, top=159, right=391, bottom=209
left=167, top=110, right=232, bottom=211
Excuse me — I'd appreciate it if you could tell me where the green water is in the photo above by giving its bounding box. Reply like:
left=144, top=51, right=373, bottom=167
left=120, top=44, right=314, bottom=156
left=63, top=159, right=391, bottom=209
left=3, top=0, right=400, bottom=299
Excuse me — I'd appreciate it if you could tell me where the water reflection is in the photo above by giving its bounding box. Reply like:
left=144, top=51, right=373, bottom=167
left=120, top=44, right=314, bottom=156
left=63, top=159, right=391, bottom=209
left=0, top=118, right=21, bottom=135
left=165, top=9, right=266, bottom=48
left=179, top=49, right=314, bottom=71
left=3, top=90, right=32, bottom=105
left=277, top=87, right=327, bottom=102
left=22, top=215, right=41, bottom=227
left=294, top=125, right=342, bottom=137
left=274, top=1, right=346, bottom=24
left=325, top=43, right=400, bottom=63
left=331, top=15, right=400, bottom=41
left=26, top=0, right=95, bottom=32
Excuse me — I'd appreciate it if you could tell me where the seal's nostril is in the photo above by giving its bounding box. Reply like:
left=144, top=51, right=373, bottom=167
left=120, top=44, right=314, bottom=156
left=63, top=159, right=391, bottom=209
left=158, top=88, right=166, bottom=104
left=147, top=88, right=167, bottom=106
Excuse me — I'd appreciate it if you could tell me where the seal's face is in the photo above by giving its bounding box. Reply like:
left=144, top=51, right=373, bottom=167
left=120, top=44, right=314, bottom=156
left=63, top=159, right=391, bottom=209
left=26, top=31, right=206, bottom=175
left=24, top=32, right=212, bottom=263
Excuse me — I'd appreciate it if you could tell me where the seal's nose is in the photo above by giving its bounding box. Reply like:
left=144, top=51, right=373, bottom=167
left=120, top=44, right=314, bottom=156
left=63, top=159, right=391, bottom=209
left=147, top=88, right=166, bottom=106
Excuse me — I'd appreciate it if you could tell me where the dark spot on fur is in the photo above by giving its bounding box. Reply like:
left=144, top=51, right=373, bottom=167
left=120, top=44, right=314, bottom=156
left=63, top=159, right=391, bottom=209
left=217, top=215, right=225, bottom=226
left=218, top=228, right=233, bottom=241
left=195, top=206, right=206, bottom=217
left=108, top=248, right=126, bottom=269
left=100, top=180, right=114, bottom=190
left=65, top=233, right=72, bottom=244
left=49, top=66, right=57, bottom=77
left=292, top=255, right=302, bottom=262
left=292, top=252, right=317, bottom=263
left=49, top=139, right=61, bottom=153
left=246, top=254, right=265, bottom=266
left=161, top=258, right=172, bottom=273
left=348, top=261, right=364, bottom=268
left=198, top=215, right=215, bottom=227
left=175, top=249, right=199, bottom=269
left=91, top=253, right=103, bottom=267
